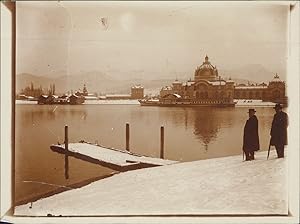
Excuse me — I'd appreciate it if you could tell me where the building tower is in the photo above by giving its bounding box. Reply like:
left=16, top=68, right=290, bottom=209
left=83, top=84, right=88, bottom=96
left=131, top=85, right=144, bottom=99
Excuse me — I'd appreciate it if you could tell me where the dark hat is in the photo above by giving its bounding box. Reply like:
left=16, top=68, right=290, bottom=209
left=248, top=108, right=256, bottom=113
left=274, top=103, right=283, bottom=109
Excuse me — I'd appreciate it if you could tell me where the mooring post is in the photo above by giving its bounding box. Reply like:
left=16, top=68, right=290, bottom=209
left=64, top=125, right=69, bottom=179
left=126, top=123, right=130, bottom=151
left=65, top=125, right=69, bottom=151
left=160, top=126, right=164, bottom=159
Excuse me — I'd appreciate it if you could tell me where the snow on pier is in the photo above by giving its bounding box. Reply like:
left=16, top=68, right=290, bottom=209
left=14, top=151, right=287, bottom=216
left=50, top=142, right=177, bottom=171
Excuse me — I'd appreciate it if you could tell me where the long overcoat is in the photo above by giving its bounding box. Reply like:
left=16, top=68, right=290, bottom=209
left=243, top=115, right=260, bottom=152
left=270, top=111, right=288, bottom=146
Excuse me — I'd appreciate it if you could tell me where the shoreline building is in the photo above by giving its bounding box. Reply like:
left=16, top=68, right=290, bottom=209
left=131, top=85, right=144, bottom=99
left=160, top=55, right=235, bottom=104
left=234, top=74, right=286, bottom=104
left=103, top=85, right=144, bottom=100
left=160, top=55, right=286, bottom=105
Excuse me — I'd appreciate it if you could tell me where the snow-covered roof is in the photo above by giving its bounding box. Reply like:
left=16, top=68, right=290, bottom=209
left=172, top=79, right=182, bottom=84
left=226, top=80, right=235, bottom=83
left=161, top=86, right=173, bottom=90
left=198, top=63, right=215, bottom=70
left=195, top=56, right=217, bottom=72
left=271, top=74, right=282, bottom=83
left=47, top=95, right=59, bottom=98
left=131, top=85, right=144, bottom=89
left=173, top=93, right=182, bottom=98
left=70, top=94, right=80, bottom=98
left=84, top=96, right=98, bottom=99
left=259, top=82, right=267, bottom=86
left=207, top=80, right=226, bottom=86
left=183, top=81, right=195, bottom=87
left=162, top=93, right=182, bottom=99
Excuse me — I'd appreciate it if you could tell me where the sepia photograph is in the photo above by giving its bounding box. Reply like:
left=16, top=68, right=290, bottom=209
left=1, top=0, right=299, bottom=223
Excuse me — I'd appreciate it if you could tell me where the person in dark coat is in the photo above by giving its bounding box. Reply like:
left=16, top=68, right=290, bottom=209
left=270, top=103, right=288, bottom=158
left=243, top=108, right=260, bottom=161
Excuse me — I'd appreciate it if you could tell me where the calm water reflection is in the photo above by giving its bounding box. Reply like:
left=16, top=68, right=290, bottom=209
left=15, top=104, right=275, bottom=203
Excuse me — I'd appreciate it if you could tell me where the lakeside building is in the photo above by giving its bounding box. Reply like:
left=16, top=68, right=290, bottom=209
left=131, top=85, right=144, bottom=99
left=234, top=74, right=286, bottom=104
left=69, top=94, right=85, bottom=105
left=159, top=55, right=235, bottom=106
left=75, top=84, right=89, bottom=97
left=159, top=56, right=286, bottom=105
left=102, top=85, right=144, bottom=100
left=74, top=84, right=98, bottom=100
left=37, top=95, right=60, bottom=105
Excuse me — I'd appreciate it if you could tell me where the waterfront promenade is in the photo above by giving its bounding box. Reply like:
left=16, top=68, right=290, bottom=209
left=14, top=150, right=287, bottom=216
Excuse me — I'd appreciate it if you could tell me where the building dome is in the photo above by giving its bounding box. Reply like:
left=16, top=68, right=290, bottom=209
left=199, top=55, right=215, bottom=70
left=194, top=55, right=219, bottom=81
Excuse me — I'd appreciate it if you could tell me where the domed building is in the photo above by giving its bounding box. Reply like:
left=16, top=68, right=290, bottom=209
left=159, top=55, right=235, bottom=106
left=154, top=55, right=287, bottom=107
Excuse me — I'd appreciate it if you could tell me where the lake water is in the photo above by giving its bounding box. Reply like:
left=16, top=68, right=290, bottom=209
left=15, top=104, right=276, bottom=204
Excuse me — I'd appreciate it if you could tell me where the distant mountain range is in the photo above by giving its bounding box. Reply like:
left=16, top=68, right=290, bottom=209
left=17, top=64, right=284, bottom=95
left=220, top=64, right=285, bottom=83
left=16, top=72, right=175, bottom=95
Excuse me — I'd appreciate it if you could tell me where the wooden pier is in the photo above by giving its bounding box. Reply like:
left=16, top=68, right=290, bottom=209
left=50, top=142, right=178, bottom=172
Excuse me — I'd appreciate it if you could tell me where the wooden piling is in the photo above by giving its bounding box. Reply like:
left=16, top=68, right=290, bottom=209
left=64, top=125, right=69, bottom=179
left=64, top=154, right=69, bottom=179
left=126, top=123, right=130, bottom=151
left=160, top=126, right=164, bottom=159
left=65, top=125, right=68, bottom=151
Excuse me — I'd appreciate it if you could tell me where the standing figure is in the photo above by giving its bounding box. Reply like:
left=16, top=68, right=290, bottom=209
left=270, top=103, right=288, bottom=158
left=243, top=108, right=260, bottom=161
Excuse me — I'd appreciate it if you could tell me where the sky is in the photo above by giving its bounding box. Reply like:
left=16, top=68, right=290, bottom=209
left=16, top=1, right=289, bottom=80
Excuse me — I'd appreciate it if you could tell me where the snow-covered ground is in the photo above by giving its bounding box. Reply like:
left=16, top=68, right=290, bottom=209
left=14, top=150, right=287, bottom=216
left=234, top=99, right=276, bottom=107
left=15, top=100, right=37, bottom=104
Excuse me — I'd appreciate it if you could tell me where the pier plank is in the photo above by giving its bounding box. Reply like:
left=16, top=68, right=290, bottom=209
left=50, top=142, right=177, bottom=172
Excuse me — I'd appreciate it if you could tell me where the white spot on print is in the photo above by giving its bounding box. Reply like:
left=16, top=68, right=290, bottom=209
left=120, top=12, right=136, bottom=32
